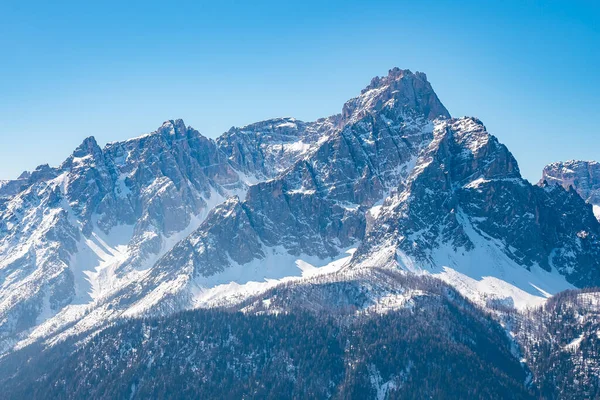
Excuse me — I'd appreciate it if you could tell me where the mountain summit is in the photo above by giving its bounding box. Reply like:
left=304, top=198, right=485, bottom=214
left=0, top=69, right=599, bottom=398
left=342, top=68, right=450, bottom=123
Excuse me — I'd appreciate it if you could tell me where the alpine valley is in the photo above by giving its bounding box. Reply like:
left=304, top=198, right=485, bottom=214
left=0, top=68, right=598, bottom=399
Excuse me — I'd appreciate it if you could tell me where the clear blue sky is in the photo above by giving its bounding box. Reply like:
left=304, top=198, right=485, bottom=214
left=1, top=0, right=598, bottom=182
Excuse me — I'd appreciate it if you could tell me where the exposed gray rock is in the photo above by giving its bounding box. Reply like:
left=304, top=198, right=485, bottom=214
left=350, top=117, right=600, bottom=288
left=0, top=119, right=266, bottom=350
left=541, top=160, right=600, bottom=217
left=342, top=68, right=450, bottom=123
left=217, top=116, right=338, bottom=179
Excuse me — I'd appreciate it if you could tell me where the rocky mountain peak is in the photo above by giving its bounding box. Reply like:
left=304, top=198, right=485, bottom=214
left=342, top=67, right=450, bottom=124
left=60, top=136, right=105, bottom=171
left=72, top=136, right=102, bottom=158
left=157, top=119, right=188, bottom=137
left=541, top=160, right=600, bottom=191
left=17, top=170, right=31, bottom=180
left=361, top=67, right=421, bottom=93
left=349, top=115, right=600, bottom=291
left=28, top=163, right=59, bottom=184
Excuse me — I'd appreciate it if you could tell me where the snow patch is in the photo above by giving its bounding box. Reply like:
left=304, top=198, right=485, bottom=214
left=593, top=205, right=600, bottom=221
left=565, top=332, right=585, bottom=351
left=190, top=248, right=357, bottom=308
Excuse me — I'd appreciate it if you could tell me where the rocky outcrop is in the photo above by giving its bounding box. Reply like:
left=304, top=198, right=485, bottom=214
left=216, top=117, right=337, bottom=179
left=541, top=160, right=600, bottom=219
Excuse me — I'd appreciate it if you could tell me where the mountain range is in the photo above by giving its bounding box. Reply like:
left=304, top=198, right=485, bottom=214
left=0, top=68, right=598, bottom=399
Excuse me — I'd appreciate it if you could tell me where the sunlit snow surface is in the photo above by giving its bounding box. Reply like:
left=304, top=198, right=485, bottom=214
left=14, top=187, right=247, bottom=349
left=190, top=247, right=357, bottom=308
left=15, top=248, right=357, bottom=351
left=370, top=211, right=575, bottom=311
left=594, top=205, right=600, bottom=221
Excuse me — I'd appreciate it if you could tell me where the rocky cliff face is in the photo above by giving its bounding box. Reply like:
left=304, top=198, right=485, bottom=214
left=0, top=119, right=265, bottom=350
left=350, top=118, right=600, bottom=289
left=66, top=69, right=450, bottom=322
left=0, top=68, right=599, bottom=358
left=341, top=68, right=449, bottom=123
left=216, top=116, right=337, bottom=179
left=541, top=160, right=600, bottom=219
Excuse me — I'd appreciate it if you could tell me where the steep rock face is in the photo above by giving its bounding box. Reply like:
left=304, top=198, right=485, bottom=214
left=72, top=69, right=448, bottom=322
left=99, top=120, right=243, bottom=262
left=350, top=117, right=600, bottom=289
left=216, top=117, right=338, bottom=179
left=60, top=136, right=118, bottom=235
left=212, top=69, right=448, bottom=258
left=0, top=120, right=264, bottom=350
left=541, top=160, right=600, bottom=219
left=341, top=67, right=450, bottom=123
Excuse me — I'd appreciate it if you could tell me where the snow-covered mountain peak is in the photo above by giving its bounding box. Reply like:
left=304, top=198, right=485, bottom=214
left=1, top=68, right=600, bottom=365
left=239, top=116, right=299, bottom=130
left=216, top=116, right=335, bottom=179
left=347, top=115, right=598, bottom=307
left=157, top=118, right=187, bottom=136
left=60, top=136, right=104, bottom=170
left=342, top=67, right=450, bottom=124
left=361, top=67, right=424, bottom=93
left=74, top=135, right=101, bottom=154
